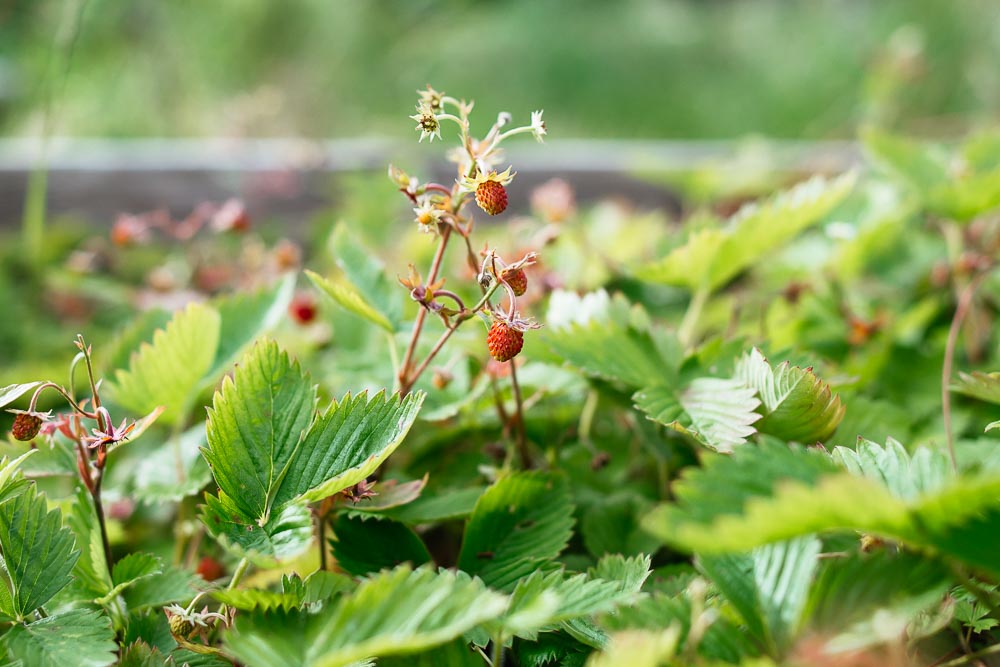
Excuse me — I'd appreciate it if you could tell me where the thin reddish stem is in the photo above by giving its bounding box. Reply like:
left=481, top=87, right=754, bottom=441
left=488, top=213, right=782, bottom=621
left=942, top=271, right=989, bottom=471
left=398, top=226, right=453, bottom=394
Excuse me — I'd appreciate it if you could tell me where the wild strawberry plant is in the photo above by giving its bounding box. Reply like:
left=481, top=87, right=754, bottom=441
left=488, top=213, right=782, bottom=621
left=2, top=92, right=1000, bottom=667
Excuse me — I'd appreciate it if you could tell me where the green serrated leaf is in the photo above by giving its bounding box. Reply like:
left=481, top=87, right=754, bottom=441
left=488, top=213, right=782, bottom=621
left=832, top=439, right=950, bottom=500
left=494, top=555, right=650, bottom=641
left=65, top=487, right=112, bottom=600
left=458, top=472, right=575, bottom=591
left=0, top=482, right=78, bottom=619
left=273, top=390, right=425, bottom=506
left=700, top=537, right=820, bottom=655
left=584, top=628, right=679, bottom=667
left=101, top=553, right=164, bottom=602
left=201, top=493, right=314, bottom=565
left=2, top=609, right=117, bottom=667
left=223, top=566, right=508, bottom=667
left=327, top=223, right=403, bottom=329
left=329, top=514, right=431, bottom=576
left=118, top=640, right=165, bottom=667
left=952, top=371, right=1000, bottom=405
left=634, top=378, right=761, bottom=452
left=306, top=270, right=395, bottom=333
left=213, top=588, right=302, bottom=613
left=203, top=339, right=317, bottom=524
left=803, top=550, right=948, bottom=649
left=0, top=383, right=43, bottom=411
left=203, top=340, right=423, bottom=549
left=644, top=441, right=1000, bottom=577
left=735, top=348, right=844, bottom=443
left=110, top=302, right=221, bottom=425
left=380, top=486, right=485, bottom=524
left=377, top=639, right=482, bottom=667
left=544, top=322, right=675, bottom=388
left=207, top=274, right=296, bottom=379
left=131, top=426, right=213, bottom=504
left=636, top=173, right=854, bottom=291
left=122, top=564, right=203, bottom=612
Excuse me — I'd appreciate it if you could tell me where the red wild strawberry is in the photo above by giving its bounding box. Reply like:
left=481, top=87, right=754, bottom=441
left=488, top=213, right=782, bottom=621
left=487, top=321, right=524, bottom=362
left=476, top=180, right=508, bottom=216
left=10, top=412, right=43, bottom=442
left=196, top=556, right=226, bottom=582
left=289, top=294, right=317, bottom=325
left=502, top=267, right=528, bottom=296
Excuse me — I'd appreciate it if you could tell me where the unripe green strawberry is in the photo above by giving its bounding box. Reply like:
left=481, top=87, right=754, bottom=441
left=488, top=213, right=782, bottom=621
left=487, top=321, right=524, bottom=362
left=502, top=268, right=527, bottom=296
left=11, top=412, right=42, bottom=442
left=476, top=180, right=508, bottom=216
left=168, top=613, right=195, bottom=639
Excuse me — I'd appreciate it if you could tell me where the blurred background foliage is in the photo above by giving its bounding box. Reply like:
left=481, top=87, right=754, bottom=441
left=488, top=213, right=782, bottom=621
left=1, top=0, right=998, bottom=140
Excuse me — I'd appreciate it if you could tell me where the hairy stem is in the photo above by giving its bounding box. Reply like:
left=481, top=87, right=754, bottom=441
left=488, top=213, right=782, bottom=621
left=401, top=281, right=502, bottom=394
left=91, top=472, right=113, bottom=574
left=937, top=642, right=1000, bottom=667
left=678, top=286, right=710, bottom=348
left=398, top=226, right=453, bottom=394
left=317, top=510, right=329, bottom=571
left=228, top=557, right=250, bottom=591
left=942, top=272, right=988, bottom=471
left=509, top=361, right=530, bottom=468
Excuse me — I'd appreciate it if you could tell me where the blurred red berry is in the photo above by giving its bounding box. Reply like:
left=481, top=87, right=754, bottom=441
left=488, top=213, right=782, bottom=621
left=196, top=556, right=226, bottom=582
left=289, top=294, right=318, bottom=324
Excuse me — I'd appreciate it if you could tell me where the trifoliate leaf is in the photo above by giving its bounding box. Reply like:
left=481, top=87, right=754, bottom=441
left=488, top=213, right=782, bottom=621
left=644, top=441, right=1000, bottom=577
left=202, top=339, right=423, bottom=556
